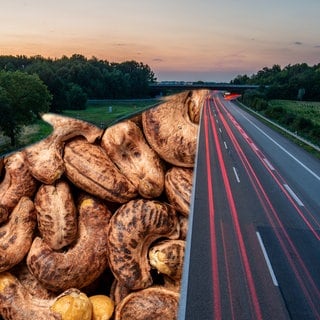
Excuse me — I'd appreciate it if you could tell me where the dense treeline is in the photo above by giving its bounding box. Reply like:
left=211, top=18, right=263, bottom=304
left=0, top=54, right=156, bottom=112
left=231, top=63, right=320, bottom=101
left=0, top=54, right=156, bottom=147
left=231, top=63, right=320, bottom=146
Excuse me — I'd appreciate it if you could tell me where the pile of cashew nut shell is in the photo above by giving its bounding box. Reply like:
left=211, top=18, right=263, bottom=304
left=0, top=90, right=208, bottom=320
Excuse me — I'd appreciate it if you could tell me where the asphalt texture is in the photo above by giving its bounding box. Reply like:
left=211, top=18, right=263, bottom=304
left=179, top=92, right=320, bottom=320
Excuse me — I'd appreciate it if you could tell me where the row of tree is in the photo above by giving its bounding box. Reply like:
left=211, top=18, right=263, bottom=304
left=231, top=63, right=320, bottom=101
left=233, top=63, right=320, bottom=146
left=0, top=54, right=156, bottom=148
left=0, top=54, right=156, bottom=112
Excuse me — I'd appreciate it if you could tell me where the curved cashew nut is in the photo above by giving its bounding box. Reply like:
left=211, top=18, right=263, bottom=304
left=34, top=180, right=77, bottom=250
left=0, top=272, right=91, bottom=320
left=12, top=262, right=55, bottom=299
left=149, top=239, right=186, bottom=281
left=0, top=197, right=36, bottom=272
left=114, top=287, right=179, bottom=320
left=24, top=113, right=103, bottom=184
left=0, top=152, right=37, bottom=223
left=107, top=199, right=180, bottom=290
left=101, top=120, right=165, bottom=198
left=27, top=195, right=111, bottom=292
left=165, top=166, right=193, bottom=216
left=64, top=138, right=137, bottom=203
left=41, top=113, right=103, bottom=144
left=142, top=91, right=205, bottom=167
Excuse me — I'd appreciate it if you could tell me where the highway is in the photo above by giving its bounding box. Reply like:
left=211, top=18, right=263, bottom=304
left=179, top=92, right=320, bottom=319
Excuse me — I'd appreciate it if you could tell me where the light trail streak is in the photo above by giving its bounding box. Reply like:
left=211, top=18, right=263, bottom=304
left=213, top=94, right=320, bottom=316
left=217, top=97, right=320, bottom=237
left=207, top=101, right=263, bottom=320
left=203, top=98, right=221, bottom=319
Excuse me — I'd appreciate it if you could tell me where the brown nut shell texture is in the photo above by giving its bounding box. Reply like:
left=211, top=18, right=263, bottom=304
left=107, top=199, right=180, bottom=291
left=0, top=272, right=61, bottom=320
left=142, top=91, right=199, bottom=168
left=24, top=135, right=65, bottom=185
left=64, top=138, right=138, bottom=203
left=101, top=120, right=165, bottom=199
left=0, top=152, right=37, bottom=223
left=114, top=287, right=179, bottom=320
left=24, top=113, right=103, bottom=185
left=27, top=195, right=111, bottom=292
left=0, top=197, right=36, bottom=272
left=34, top=180, right=78, bottom=250
left=165, top=166, right=193, bottom=216
left=42, top=113, right=103, bottom=144
left=149, top=239, right=186, bottom=281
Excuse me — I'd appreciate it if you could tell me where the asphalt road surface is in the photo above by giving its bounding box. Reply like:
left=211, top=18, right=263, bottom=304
left=179, top=92, right=320, bottom=319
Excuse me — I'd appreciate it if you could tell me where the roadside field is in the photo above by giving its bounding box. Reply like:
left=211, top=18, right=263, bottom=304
left=63, top=99, right=161, bottom=127
left=269, top=99, right=320, bottom=126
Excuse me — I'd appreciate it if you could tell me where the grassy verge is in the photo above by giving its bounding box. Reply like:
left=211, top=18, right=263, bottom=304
left=269, top=99, right=320, bottom=127
left=0, top=99, right=161, bottom=156
left=235, top=99, right=320, bottom=160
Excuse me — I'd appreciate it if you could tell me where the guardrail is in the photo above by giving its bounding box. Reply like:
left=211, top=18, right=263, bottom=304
left=236, top=100, right=320, bottom=152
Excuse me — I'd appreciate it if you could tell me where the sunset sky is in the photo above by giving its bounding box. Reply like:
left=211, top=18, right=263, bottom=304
left=1, top=0, right=320, bottom=82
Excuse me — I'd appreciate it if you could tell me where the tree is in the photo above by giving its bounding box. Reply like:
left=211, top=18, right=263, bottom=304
left=0, top=71, right=52, bottom=146
left=67, top=83, right=87, bottom=110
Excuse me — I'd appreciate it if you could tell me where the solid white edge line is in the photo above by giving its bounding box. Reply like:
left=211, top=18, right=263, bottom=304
left=263, top=158, right=275, bottom=171
left=233, top=167, right=240, bottom=183
left=256, top=231, right=279, bottom=287
left=239, top=112, right=320, bottom=182
left=283, top=184, right=304, bottom=207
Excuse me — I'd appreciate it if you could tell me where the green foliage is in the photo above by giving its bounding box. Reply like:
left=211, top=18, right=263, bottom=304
left=232, top=63, right=320, bottom=101
left=0, top=70, right=52, bottom=146
left=67, top=83, right=87, bottom=110
left=0, top=54, right=157, bottom=113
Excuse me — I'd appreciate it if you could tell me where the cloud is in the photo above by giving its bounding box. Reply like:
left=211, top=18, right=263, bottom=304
left=314, top=45, right=320, bottom=48
left=293, top=41, right=303, bottom=45
left=152, top=58, right=164, bottom=62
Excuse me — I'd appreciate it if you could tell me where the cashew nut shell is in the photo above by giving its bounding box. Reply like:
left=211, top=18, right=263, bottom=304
left=64, top=138, right=138, bottom=203
left=27, top=195, right=111, bottom=292
left=107, top=199, right=180, bottom=290
left=35, top=180, right=77, bottom=250
left=0, top=197, right=36, bottom=272
left=165, top=166, right=193, bottom=216
left=114, top=287, right=179, bottom=320
left=142, top=91, right=199, bottom=167
left=101, top=120, right=165, bottom=199
left=0, top=152, right=37, bottom=223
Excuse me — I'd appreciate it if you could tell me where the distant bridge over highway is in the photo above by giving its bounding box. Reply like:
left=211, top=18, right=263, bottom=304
left=149, top=83, right=264, bottom=94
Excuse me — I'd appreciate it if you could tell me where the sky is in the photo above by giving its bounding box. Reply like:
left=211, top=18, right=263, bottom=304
left=1, top=0, right=320, bottom=82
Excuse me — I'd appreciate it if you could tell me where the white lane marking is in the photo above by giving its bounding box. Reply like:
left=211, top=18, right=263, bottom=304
left=263, top=158, right=275, bottom=171
left=256, top=232, right=279, bottom=287
left=283, top=184, right=304, bottom=207
left=224, top=141, right=228, bottom=149
left=219, top=128, right=222, bottom=133
left=233, top=167, right=240, bottom=183
left=239, top=112, right=320, bottom=182
left=216, top=119, right=219, bottom=123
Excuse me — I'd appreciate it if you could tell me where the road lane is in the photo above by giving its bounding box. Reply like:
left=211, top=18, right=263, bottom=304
left=215, top=93, right=320, bottom=318
left=179, top=92, right=320, bottom=319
